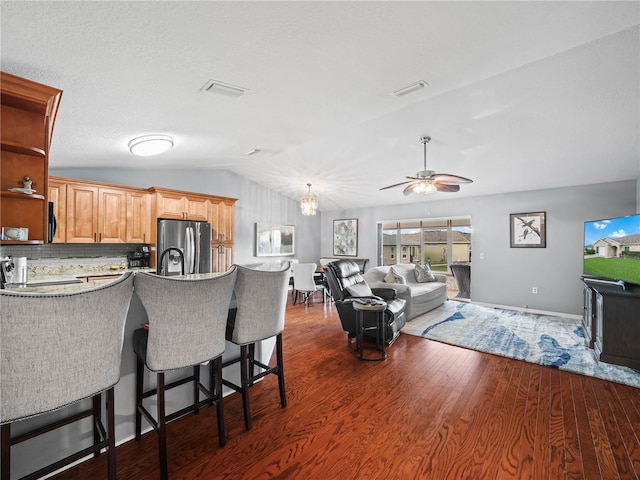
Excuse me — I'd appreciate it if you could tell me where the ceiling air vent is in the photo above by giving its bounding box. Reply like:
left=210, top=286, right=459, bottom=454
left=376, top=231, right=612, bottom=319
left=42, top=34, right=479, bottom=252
left=200, top=79, right=248, bottom=98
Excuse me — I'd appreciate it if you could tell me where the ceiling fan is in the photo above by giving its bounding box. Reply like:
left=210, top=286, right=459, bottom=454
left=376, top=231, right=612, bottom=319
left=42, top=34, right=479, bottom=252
left=380, top=137, right=473, bottom=195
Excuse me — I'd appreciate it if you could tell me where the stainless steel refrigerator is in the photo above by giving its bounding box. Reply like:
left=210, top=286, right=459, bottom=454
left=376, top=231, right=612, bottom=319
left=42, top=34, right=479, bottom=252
left=156, top=219, right=211, bottom=276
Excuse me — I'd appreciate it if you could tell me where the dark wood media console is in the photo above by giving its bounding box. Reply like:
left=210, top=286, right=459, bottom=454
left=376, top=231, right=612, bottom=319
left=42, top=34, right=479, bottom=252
left=582, top=278, right=640, bottom=370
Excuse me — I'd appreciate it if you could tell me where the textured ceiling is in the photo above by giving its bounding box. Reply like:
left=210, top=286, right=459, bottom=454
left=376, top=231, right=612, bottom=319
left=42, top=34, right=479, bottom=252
left=1, top=1, right=639, bottom=211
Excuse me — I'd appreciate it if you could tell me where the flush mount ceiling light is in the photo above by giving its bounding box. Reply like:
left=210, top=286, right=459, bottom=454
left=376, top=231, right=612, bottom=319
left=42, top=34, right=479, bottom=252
left=391, top=80, right=428, bottom=97
left=200, top=79, right=248, bottom=98
left=128, top=135, right=174, bottom=156
left=300, top=183, right=318, bottom=216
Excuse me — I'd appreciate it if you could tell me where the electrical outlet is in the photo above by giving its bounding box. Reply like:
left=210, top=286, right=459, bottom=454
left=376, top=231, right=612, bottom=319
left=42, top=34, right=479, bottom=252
left=480, top=252, right=485, bottom=260
left=532, top=287, right=538, bottom=294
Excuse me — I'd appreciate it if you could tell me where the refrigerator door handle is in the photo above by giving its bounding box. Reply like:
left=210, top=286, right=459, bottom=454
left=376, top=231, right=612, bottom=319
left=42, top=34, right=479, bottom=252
left=193, top=226, right=201, bottom=274
left=186, top=227, right=194, bottom=274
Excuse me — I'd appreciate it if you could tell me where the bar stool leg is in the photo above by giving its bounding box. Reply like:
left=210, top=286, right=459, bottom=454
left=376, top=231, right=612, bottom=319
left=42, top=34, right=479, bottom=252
left=193, top=365, right=200, bottom=415
left=276, top=333, right=287, bottom=407
left=213, top=357, right=226, bottom=447
left=135, top=356, right=144, bottom=440
left=92, top=394, right=102, bottom=458
left=107, top=388, right=116, bottom=480
left=1, top=424, right=10, bottom=479
left=240, top=345, right=252, bottom=430
left=157, top=372, right=168, bottom=480
left=248, top=343, right=256, bottom=385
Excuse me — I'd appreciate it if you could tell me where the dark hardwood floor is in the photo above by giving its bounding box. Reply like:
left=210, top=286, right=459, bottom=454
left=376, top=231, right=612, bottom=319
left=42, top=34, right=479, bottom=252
left=53, top=295, right=640, bottom=479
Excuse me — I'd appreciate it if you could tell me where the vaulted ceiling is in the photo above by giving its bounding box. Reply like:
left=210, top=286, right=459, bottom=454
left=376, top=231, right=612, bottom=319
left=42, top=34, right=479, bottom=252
left=2, top=1, right=638, bottom=211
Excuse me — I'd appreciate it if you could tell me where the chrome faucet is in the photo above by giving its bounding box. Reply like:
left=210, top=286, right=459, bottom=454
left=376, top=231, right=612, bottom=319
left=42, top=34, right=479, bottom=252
left=158, top=247, right=185, bottom=276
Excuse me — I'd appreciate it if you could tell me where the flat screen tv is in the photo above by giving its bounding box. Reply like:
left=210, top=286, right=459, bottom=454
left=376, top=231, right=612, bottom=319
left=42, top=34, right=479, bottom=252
left=583, top=213, right=640, bottom=287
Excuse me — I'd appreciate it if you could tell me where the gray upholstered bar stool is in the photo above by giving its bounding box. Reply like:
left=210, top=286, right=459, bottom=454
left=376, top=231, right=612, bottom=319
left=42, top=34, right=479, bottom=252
left=132, top=268, right=237, bottom=480
left=223, top=262, right=290, bottom=430
left=1, top=272, right=134, bottom=480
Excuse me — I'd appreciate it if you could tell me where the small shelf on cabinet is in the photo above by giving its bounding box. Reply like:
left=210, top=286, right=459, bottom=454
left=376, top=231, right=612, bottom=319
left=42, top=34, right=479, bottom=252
left=1, top=141, right=46, bottom=157
left=0, top=240, right=44, bottom=245
left=0, top=190, right=45, bottom=200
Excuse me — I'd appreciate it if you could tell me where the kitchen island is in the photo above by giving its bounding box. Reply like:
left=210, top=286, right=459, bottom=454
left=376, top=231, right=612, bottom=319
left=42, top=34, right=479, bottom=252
left=5, top=269, right=274, bottom=479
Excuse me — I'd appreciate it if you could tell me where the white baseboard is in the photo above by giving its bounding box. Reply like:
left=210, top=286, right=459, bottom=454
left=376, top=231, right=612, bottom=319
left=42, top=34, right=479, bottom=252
left=469, top=300, right=582, bottom=321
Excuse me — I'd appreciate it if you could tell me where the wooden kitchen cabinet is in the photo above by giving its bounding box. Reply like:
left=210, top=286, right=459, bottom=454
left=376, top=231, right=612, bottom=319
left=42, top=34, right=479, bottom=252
left=65, top=181, right=127, bottom=243
left=149, top=187, right=208, bottom=222
left=0, top=72, right=62, bottom=244
left=125, top=188, right=151, bottom=243
left=209, top=197, right=235, bottom=244
left=209, top=197, right=236, bottom=272
left=47, top=178, right=66, bottom=243
left=212, top=246, right=234, bottom=273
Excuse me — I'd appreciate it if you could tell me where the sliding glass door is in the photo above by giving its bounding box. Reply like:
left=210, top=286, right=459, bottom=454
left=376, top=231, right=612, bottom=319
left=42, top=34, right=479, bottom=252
left=380, top=217, right=471, bottom=273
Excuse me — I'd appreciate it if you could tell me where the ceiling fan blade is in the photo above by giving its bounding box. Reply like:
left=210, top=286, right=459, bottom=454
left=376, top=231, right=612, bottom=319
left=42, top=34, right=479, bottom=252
left=402, top=182, right=422, bottom=195
left=380, top=180, right=413, bottom=191
left=429, top=173, right=473, bottom=184
left=434, top=182, right=460, bottom=192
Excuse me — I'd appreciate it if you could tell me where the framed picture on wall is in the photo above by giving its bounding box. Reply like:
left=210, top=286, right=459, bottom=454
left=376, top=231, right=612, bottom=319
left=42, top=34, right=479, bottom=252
left=510, top=212, right=546, bottom=248
left=333, top=218, right=358, bottom=256
left=256, top=223, right=295, bottom=256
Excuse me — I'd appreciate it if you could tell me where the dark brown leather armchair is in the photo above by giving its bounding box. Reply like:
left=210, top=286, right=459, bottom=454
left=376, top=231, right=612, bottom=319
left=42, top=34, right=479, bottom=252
left=324, top=260, right=406, bottom=345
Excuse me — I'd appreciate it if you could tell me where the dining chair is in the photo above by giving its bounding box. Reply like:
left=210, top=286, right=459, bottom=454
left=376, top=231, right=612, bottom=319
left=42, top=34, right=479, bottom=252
left=223, top=262, right=290, bottom=430
left=132, top=268, right=237, bottom=480
left=292, top=262, right=326, bottom=304
left=1, top=272, right=134, bottom=480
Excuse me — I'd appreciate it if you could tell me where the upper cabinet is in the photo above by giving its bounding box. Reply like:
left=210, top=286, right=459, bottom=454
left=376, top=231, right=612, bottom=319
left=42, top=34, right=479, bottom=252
left=125, top=188, right=151, bottom=244
left=65, top=181, right=127, bottom=243
left=46, top=178, right=235, bottom=268
left=209, top=197, right=236, bottom=245
left=149, top=186, right=236, bottom=271
left=149, top=187, right=209, bottom=222
left=0, top=72, right=62, bottom=244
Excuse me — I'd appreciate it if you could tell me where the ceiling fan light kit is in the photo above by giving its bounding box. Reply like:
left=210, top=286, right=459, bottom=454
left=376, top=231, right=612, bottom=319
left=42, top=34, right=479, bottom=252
left=380, top=136, right=473, bottom=196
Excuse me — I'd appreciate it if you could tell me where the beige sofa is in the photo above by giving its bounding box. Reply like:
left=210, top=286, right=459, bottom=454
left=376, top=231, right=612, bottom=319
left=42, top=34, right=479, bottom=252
left=362, top=263, right=447, bottom=320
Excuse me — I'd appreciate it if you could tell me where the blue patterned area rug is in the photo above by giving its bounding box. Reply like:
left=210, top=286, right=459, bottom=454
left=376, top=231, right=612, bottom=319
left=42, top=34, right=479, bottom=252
left=402, top=301, right=640, bottom=388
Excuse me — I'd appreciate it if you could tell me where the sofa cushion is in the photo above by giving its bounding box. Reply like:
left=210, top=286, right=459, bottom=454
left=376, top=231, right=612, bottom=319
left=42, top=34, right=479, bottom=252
left=346, top=282, right=373, bottom=297
left=384, top=267, right=406, bottom=284
left=414, top=264, right=436, bottom=282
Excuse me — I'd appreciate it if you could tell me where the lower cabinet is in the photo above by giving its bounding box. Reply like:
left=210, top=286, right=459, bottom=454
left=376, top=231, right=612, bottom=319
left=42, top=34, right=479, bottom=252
left=582, top=284, right=596, bottom=348
left=583, top=279, right=640, bottom=369
left=212, top=245, right=234, bottom=273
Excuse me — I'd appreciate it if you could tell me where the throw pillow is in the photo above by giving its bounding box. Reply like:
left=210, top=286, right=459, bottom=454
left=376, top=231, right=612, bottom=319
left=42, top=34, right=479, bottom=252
left=384, top=267, right=406, bottom=285
left=346, top=282, right=373, bottom=297
left=415, top=264, right=436, bottom=282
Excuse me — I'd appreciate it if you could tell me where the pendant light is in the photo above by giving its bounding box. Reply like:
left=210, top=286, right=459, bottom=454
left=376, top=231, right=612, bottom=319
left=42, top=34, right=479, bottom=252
left=300, top=183, right=318, bottom=216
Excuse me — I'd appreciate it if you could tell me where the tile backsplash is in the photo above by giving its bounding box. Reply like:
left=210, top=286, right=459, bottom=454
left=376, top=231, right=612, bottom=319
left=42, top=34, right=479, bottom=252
left=0, top=243, right=146, bottom=260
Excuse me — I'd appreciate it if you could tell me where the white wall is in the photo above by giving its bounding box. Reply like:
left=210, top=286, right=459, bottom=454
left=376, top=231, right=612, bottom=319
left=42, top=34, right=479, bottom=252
left=320, top=180, right=637, bottom=316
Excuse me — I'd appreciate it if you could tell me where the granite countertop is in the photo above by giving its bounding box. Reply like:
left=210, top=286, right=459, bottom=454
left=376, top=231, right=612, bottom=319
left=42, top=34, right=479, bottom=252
left=3, top=265, right=156, bottom=294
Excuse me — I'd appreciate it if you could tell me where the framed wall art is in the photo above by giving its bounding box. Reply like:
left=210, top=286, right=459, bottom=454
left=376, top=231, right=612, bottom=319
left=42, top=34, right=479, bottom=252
left=256, top=223, right=295, bottom=256
left=333, top=218, right=358, bottom=256
left=510, top=212, right=546, bottom=248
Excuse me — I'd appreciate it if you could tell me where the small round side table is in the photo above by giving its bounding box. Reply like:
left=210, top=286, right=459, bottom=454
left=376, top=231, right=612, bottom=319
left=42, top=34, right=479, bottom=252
left=352, top=300, right=387, bottom=361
